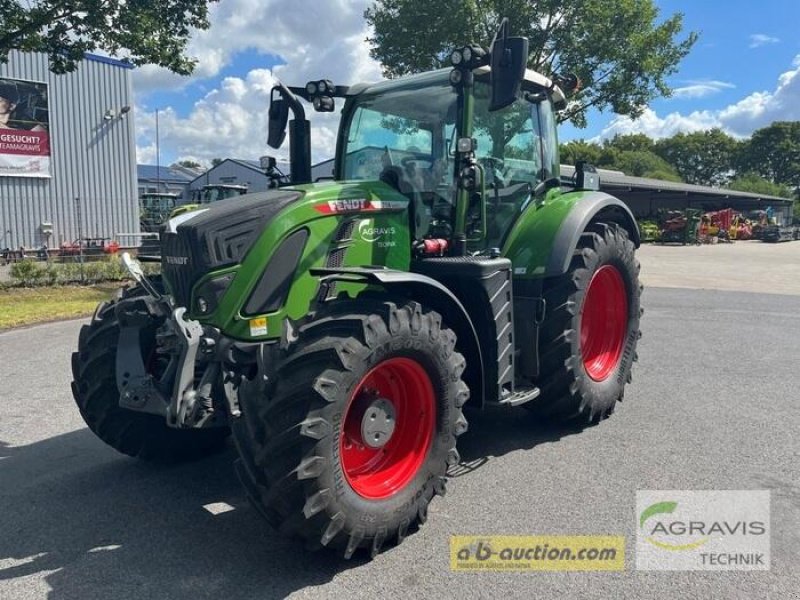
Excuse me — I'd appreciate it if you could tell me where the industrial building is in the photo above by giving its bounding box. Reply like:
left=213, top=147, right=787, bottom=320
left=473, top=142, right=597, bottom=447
left=560, top=165, right=795, bottom=223
left=0, top=51, right=138, bottom=250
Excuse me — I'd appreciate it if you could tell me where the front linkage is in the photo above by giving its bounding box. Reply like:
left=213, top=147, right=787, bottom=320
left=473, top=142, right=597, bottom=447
left=112, top=253, right=235, bottom=429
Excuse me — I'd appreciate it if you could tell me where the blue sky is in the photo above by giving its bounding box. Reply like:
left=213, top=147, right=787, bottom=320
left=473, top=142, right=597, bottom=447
left=132, top=0, right=800, bottom=166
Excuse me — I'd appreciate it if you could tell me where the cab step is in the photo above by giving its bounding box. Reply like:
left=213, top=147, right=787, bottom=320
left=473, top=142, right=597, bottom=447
left=489, top=386, right=541, bottom=408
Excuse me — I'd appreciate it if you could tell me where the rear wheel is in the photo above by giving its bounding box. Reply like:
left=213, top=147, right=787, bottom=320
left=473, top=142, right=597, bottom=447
left=71, top=283, right=229, bottom=461
left=232, top=299, right=469, bottom=558
left=530, top=222, right=642, bottom=423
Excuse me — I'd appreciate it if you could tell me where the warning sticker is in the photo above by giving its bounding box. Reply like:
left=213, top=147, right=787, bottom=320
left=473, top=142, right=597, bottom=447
left=249, top=317, right=268, bottom=337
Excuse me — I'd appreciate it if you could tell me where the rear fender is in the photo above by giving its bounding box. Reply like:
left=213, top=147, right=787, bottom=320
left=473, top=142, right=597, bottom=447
left=503, top=190, right=639, bottom=278
left=547, top=191, right=640, bottom=275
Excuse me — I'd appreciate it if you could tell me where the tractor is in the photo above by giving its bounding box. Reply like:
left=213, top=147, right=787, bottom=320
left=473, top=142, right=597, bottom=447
left=139, top=192, right=180, bottom=233
left=71, top=21, right=642, bottom=559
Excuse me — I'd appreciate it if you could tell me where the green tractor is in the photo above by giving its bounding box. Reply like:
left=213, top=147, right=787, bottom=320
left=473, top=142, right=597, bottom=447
left=72, top=21, right=641, bottom=558
left=139, top=192, right=180, bottom=233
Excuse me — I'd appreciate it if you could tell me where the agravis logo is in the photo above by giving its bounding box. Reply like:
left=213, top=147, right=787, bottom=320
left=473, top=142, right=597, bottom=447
left=358, top=220, right=396, bottom=243
left=636, top=491, right=770, bottom=571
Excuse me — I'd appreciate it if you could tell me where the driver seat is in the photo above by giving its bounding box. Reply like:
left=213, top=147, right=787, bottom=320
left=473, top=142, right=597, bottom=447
left=379, top=166, right=430, bottom=239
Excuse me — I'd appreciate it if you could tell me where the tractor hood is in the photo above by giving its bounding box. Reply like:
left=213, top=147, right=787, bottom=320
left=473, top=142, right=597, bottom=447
left=161, top=189, right=305, bottom=307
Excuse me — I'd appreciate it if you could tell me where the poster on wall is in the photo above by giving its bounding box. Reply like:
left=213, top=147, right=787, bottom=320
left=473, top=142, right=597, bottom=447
left=0, top=77, right=50, bottom=178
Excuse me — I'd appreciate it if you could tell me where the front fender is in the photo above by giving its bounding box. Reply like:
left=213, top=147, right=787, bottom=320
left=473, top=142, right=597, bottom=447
left=312, top=267, right=486, bottom=408
left=503, top=190, right=639, bottom=278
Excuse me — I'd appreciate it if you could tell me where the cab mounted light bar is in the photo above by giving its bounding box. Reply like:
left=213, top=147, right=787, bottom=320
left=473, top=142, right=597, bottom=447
left=289, top=80, right=351, bottom=113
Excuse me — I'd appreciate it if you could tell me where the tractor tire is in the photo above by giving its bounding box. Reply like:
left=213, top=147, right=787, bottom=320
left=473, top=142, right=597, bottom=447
left=530, top=222, right=642, bottom=424
left=71, top=282, right=229, bottom=462
left=232, top=299, right=469, bottom=558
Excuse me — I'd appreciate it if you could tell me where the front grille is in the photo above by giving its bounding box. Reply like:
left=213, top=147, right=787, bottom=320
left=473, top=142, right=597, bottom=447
left=161, top=232, right=194, bottom=307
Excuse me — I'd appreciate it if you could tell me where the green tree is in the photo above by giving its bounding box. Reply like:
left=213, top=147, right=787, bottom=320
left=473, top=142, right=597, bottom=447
left=727, top=173, right=792, bottom=199
left=211, top=158, right=224, bottom=167
left=560, top=140, right=603, bottom=165
left=734, top=122, right=800, bottom=188
left=173, top=160, right=201, bottom=169
left=654, top=129, right=739, bottom=186
left=364, top=0, right=698, bottom=127
left=0, top=1, right=217, bottom=74
left=610, top=149, right=681, bottom=181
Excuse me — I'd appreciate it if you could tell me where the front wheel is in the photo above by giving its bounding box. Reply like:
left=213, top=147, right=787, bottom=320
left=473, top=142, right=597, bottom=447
left=530, top=222, right=642, bottom=423
left=232, top=299, right=469, bottom=558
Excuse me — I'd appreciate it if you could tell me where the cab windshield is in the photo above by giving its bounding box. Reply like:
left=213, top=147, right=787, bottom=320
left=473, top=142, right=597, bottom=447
left=341, top=72, right=458, bottom=200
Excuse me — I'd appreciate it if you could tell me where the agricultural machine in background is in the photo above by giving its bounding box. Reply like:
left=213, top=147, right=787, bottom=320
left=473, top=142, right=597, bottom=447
left=699, top=209, right=733, bottom=243
left=139, top=192, right=180, bottom=233
left=71, top=20, right=642, bottom=558
left=658, top=209, right=701, bottom=244
left=638, top=219, right=661, bottom=243
left=729, top=213, right=753, bottom=240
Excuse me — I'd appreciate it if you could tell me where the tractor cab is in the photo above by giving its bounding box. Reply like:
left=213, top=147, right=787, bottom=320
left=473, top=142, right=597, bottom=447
left=191, top=184, right=249, bottom=205
left=139, top=192, right=180, bottom=232
left=335, top=67, right=564, bottom=251
left=268, top=22, right=574, bottom=257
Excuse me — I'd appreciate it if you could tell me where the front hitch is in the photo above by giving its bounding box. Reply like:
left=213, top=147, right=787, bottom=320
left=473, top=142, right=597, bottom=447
left=114, top=269, right=225, bottom=429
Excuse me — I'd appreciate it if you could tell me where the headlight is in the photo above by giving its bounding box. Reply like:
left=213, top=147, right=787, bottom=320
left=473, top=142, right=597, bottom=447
left=193, top=273, right=235, bottom=315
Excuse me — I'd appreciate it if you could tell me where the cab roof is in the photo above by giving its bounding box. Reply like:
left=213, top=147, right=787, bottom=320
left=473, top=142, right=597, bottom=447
left=349, top=67, right=565, bottom=105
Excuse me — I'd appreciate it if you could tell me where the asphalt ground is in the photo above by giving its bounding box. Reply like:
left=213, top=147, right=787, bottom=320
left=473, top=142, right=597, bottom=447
left=0, top=253, right=798, bottom=598
left=636, top=239, right=800, bottom=295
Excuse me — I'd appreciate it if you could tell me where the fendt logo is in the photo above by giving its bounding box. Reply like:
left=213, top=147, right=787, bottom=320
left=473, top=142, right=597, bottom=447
left=636, top=491, right=770, bottom=571
left=358, top=220, right=396, bottom=243
left=164, top=256, right=189, bottom=266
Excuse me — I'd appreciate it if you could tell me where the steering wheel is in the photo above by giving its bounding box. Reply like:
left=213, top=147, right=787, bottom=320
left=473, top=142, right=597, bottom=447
left=401, top=156, right=434, bottom=170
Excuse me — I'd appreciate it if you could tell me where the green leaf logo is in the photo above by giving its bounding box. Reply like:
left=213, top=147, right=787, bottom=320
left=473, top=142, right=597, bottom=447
left=640, top=500, right=709, bottom=551
left=639, top=501, right=678, bottom=529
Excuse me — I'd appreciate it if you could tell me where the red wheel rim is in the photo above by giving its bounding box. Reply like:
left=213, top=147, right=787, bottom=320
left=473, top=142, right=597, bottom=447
left=340, top=357, right=436, bottom=500
left=580, top=265, right=628, bottom=382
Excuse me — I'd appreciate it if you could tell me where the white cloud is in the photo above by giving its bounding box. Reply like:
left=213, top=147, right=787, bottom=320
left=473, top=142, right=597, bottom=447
left=598, top=108, right=719, bottom=140
left=671, top=80, right=735, bottom=99
left=134, top=0, right=383, bottom=165
left=599, top=55, right=800, bottom=140
left=749, top=34, right=780, bottom=49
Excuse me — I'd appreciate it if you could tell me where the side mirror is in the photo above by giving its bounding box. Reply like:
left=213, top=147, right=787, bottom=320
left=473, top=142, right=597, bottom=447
left=489, top=19, right=529, bottom=112
left=267, top=87, right=289, bottom=149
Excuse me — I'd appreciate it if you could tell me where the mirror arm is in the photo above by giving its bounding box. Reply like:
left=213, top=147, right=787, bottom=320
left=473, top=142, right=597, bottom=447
left=276, top=81, right=305, bottom=121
